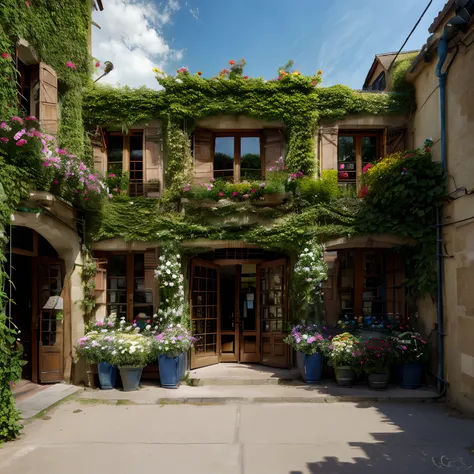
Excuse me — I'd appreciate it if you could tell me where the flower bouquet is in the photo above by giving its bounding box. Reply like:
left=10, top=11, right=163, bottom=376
left=284, top=324, right=325, bottom=383
left=154, top=324, right=197, bottom=388
left=325, top=332, right=362, bottom=386
left=394, top=332, right=429, bottom=389
left=361, top=338, right=396, bottom=390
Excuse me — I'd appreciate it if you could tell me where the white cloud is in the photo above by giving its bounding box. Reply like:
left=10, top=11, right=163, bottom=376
left=189, top=7, right=199, bottom=20
left=92, top=0, right=182, bottom=88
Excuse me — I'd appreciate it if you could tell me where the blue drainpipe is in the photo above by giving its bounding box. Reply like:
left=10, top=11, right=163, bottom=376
left=435, top=35, right=448, bottom=394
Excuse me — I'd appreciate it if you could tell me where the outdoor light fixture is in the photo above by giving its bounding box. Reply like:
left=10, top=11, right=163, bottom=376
left=94, top=61, right=114, bottom=83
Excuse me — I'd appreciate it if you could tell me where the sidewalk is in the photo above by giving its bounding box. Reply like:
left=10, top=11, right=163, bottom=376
left=78, top=381, right=440, bottom=405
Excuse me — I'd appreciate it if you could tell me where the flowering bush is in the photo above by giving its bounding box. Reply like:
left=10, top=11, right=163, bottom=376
left=109, top=333, right=153, bottom=368
left=291, top=243, right=328, bottom=322
left=394, top=332, right=430, bottom=363
left=361, top=338, right=396, bottom=374
left=153, top=324, right=197, bottom=357
left=325, top=332, right=362, bottom=368
left=75, top=331, right=115, bottom=364
left=284, top=324, right=325, bottom=355
left=0, top=116, right=108, bottom=204
left=154, top=244, right=186, bottom=327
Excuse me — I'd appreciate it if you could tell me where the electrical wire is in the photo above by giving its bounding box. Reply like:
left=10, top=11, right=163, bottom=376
left=388, top=0, right=434, bottom=70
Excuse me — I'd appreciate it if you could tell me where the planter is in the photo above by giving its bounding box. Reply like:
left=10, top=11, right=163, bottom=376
left=400, top=362, right=424, bottom=389
left=178, top=352, right=187, bottom=380
left=368, top=373, right=390, bottom=390
left=118, top=367, right=143, bottom=391
left=98, top=362, right=117, bottom=390
left=297, top=352, right=323, bottom=383
left=158, top=353, right=181, bottom=389
left=334, top=366, right=356, bottom=386
left=87, top=363, right=99, bottom=389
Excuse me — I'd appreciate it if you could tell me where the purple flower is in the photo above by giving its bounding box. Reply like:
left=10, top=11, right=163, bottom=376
left=329, top=345, right=334, bottom=350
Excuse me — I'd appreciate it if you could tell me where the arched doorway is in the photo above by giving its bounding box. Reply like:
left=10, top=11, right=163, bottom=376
left=6, top=226, right=65, bottom=384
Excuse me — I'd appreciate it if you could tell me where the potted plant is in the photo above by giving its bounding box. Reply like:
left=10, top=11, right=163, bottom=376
left=325, top=332, right=362, bottom=386
left=154, top=324, right=196, bottom=389
left=284, top=324, right=325, bottom=383
left=361, top=337, right=395, bottom=390
left=110, top=333, right=153, bottom=391
left=395, top=332, right=429, bottom=389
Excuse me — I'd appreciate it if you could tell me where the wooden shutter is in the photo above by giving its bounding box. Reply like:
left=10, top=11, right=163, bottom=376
left=144, top=248, right=159, bottom=313
left=144, top=125, right=163, bottom=195
left=263, top=129, right=284, bottom=177
left=320, top=126, right=339, bottom=171
left=193, top=129, right=213, bottom=183
left=39, top=62, right=58, bottom=135
left=94, top=259, right=107, bottom=305
left=384, top=128, right=406, bottom=157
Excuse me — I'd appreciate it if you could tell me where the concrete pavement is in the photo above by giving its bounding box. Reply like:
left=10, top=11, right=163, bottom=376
left=0, top=400, right=473, bottom=473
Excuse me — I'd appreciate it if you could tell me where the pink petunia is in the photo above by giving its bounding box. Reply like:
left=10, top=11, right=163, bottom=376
left=65, top=61, right=76, bottom=69
left=11, top=116, right=23, bottom=125
left=1, top=53, right=9, bottom=59
left=25, top=115, right=37, bottom=121
left=219, top=192, right=224, bottom=197
left=0, top=137, right=9, bottom=143
left=0, top=122, right=7, bottom=129
left=16, top=139, right=27, bottom=146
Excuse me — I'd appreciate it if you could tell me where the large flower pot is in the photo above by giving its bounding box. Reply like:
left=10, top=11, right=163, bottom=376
left=334, top=366, right=356, bottom=386
left=158, top=354, right=181, bottom=389
left=368, top=373, right=390, bottom=390
left=87, top=363, right=99, bottom=389
left=119, top=367, right=143, bottom=391
left=178, top=352, right=187, bottom=381
left=98, top=362, right=117, bottom=390
left=297, top=352, right=323, bottom=383
left=400, top=362, right=424, bottom=389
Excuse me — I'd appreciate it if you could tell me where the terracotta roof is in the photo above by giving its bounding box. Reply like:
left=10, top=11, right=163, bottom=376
left=429, top=0, right=456, bottom=33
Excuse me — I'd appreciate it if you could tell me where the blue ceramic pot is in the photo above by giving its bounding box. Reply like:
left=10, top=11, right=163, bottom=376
left=178, top=352, right=187, bottom=380
left=158, top=353, right=181, bottom=389
left=119, top=367, right=143, bottom=391
left=98, top=362, right=117, bottom=390
left=400, top=362, right=423, bottom=389
left=297, top=352, right=323, bottom=383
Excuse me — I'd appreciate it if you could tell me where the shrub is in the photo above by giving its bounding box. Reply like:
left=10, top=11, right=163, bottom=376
left=325, top=332, right=363, bottom=368
left=284, top=324, right=325, bottom=355
left=361, top=338, right=396, bottom=374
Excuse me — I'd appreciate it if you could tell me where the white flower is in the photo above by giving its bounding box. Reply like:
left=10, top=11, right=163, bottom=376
left=166, top=261, right=171, bottom=266
left=101, top=329, right=108, bottom=333
left=302, top=335, right=308, bottom=340
left=176, top=78, right=183, bottom=83
left=164, top=281, right=169, bottom=286
left=146, top=325, right=151, bottom=330
left=125, top=326, right=132, bottom=331
left=112, top=351, right=117, bottom=355
left=169, top=282, right=174, bottom=287
left=166, top=268, right=171, bottom=274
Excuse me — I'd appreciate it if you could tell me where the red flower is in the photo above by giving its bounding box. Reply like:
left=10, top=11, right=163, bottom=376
left=229, top=60, right=235, bottom=65
left=243, top=75, right=249, bottom=79
left=95, top=61, right=100, bottom=68
left=1, top=53, right=9, bottom=59
left=218, top=192, right=224, bottom=197
left=338, top=172, right=349, bottom=179
left=425, top=147, right=431, bottom=152
left=362, top=163, right=373, bottom=173
left=25, top=1, right=30, bottom=5
left=65, top=61, right=76, bottom=69
left=358, top=186, right=369, bottom=198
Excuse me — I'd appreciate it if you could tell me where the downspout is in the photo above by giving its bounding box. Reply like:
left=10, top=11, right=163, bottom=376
left=435, top=35, right=448, bottom=394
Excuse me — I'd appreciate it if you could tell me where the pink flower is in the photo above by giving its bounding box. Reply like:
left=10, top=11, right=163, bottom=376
left=339, top=163, right=345, bottom=170
left=95, top=61, right=100, bottom=68
left=251, top=188, right=257, bottom=193
left=243, top=75, right=249, bottom=79
left=207, top=186, right=212, bottom=191
left=243, top=194, right=249, bottom=199
left=0, top=137, right=9, bottom=143
left=362, top=163, right=373, bottom=173
left=108, top=194, right=113, bottom=198
left=259, top=182, right=265, bottom=188
left=16, top=139, right=27, bottom=146
left=402, top=345, right=407, bottom=350
left=25, top=1, right=30, bottom=5
left=108, top=173, right=116, bottom=177
left=65, top=61, right=76, bottom=69
left=84, top=197, right=89, bottom=201
left=338, top=172, right=349, bottom=179
left=25, top=115, right=37, bottom=121
left=307, top=336, right=316, bottom=344
left=1, top=53, right=9, bottom=59
left=218, top=192, right=225, bottom=197
left=11, top=116, right=23, bottom=125
left=232, top=191, right=239, bottom=197
left=53, top=180, right=59, bottom=185
left=210, top=178, right=215, bottom=182
left=0, top=122, right=7, bottom=129
left=184, top=186, right=190, bottom=192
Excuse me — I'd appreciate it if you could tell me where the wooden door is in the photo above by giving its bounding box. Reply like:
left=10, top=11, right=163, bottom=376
left=220, top=265, right=240, bottom=363
left=35, top=259, right=64, bottom=383
left=190, top=259, right=220, bottom=369
left=258, top=259, right=288, bottom=368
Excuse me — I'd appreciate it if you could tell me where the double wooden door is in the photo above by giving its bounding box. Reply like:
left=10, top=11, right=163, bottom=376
left=190, top=258, right=288, bottom=369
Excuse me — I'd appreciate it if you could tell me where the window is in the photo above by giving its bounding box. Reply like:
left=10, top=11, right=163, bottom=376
left=106, top=131, right=144, bottom=196
left=213, top=133, right=262, bottom=182
left=337, top=132, right=382, bottom=187
left=370, top=72, right=386, bottom=92
left=107, top=133, right=124, bottom=174
left=18, top=60, right=39, bottom=117
left=106, top=255, right=127, bottom=321
left=129, top=131, right=144, bottom=197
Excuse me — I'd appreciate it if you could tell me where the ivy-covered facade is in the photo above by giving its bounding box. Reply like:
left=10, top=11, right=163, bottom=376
left=0, top=1, right=448, bottom=441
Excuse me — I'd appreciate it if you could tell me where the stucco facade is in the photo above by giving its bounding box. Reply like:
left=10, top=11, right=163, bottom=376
left=409, top=17, right=474, bottom=413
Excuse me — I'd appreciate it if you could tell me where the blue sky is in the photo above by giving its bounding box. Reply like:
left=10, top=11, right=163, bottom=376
left=93, top=0, right=447, bottom=89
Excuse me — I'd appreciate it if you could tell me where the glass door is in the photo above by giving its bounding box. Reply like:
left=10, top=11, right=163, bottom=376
left=190, top=259, right=220, bottom=369
left=258, top=259, right=288, bottom=368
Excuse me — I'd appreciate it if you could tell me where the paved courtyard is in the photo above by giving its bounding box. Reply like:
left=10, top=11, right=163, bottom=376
left=1, top=400, right=473, bottom=474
